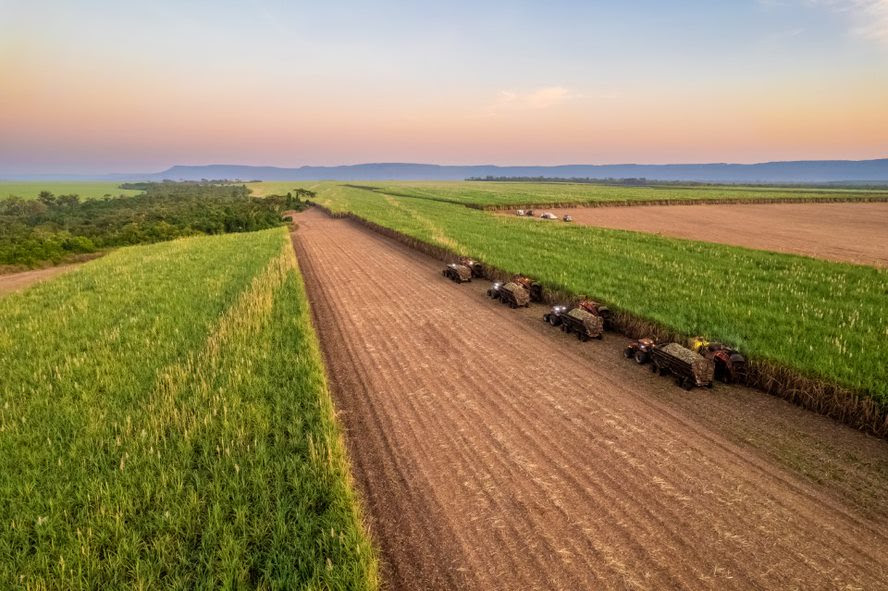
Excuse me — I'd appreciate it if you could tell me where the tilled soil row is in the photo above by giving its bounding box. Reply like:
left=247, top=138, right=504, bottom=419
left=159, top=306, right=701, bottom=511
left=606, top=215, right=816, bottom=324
left=292, top=208, right=888, bottom=590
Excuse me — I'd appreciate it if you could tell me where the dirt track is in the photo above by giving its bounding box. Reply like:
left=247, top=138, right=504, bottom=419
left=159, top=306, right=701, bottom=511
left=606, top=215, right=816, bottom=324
left=292, top=208, right=888, bottom=590
left=0, top=264, right=82, bottom=296
left=525, top=202, right=888, bottom=267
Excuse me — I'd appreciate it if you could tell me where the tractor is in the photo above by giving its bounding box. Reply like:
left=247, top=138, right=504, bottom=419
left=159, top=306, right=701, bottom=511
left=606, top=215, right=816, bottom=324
left=543, top=305, right=568, bottom=326
left=442, top=263, right=472, bottom=283
left=624, top=338, right=657, bottom=364
left=689, top=337, right=748, bottom=384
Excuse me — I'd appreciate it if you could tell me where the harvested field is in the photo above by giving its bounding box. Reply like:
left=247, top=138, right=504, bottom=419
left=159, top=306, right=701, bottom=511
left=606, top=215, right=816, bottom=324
left=533, top=202, right=888, bottom=267
left=293, top=207, right=888, bottom=590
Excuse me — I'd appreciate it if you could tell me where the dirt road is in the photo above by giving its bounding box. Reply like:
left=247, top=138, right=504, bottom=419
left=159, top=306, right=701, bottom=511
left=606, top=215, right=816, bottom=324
left=292, top=208, right=888, bottom=590
left=0, top=264, right=82, bottom=296
left=521, top=202, right=888, bottom=267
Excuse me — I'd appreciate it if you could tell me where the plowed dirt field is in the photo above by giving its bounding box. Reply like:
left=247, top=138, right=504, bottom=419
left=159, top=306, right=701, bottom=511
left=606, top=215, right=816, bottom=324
left=523, top=202, right=888, bottom=267
left=292, top=208, right=888, bottom=590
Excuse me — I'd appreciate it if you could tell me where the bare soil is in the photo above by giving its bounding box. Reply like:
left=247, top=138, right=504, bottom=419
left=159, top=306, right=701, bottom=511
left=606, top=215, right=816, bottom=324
left=292, top=208, right=888, bottom=590
left=522, top=202, right=888, bottom=267
left=0, top=264, right=82, bottom=296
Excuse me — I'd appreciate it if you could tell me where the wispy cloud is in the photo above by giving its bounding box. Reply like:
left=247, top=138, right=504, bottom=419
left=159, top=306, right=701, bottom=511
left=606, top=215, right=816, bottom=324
left=810, top=0, right=888, bottom=44
left=496, top=86, right=573, bottom=110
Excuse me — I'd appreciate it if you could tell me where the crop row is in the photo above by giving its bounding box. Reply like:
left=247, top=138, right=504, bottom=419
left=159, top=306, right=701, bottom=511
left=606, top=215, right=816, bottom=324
left=314, top=184, right=888, bottom=414
left=0, top=228, right=377, bottom=589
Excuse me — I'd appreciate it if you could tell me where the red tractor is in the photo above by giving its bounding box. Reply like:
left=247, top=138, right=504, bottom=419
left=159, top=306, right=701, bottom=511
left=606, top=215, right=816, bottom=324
left=689, top=337, right=748, bottom=384
left=624, top=338, right=657, bottom=364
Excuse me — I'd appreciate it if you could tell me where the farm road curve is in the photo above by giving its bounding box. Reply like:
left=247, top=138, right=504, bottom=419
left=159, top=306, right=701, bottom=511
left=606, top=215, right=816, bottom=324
left=292, top=207, right=888, bottom=590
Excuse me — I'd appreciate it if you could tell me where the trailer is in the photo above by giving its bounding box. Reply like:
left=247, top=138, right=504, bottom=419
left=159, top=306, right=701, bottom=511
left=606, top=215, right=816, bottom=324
left=559, top=307, right=604, bottom=341
left=442, top=263, right=472, bottom=283
left=511, top=275, right=543, bottom=303
left=650, top=343, right=714, bottom=390
left=495, top=282, right=530, bottom=308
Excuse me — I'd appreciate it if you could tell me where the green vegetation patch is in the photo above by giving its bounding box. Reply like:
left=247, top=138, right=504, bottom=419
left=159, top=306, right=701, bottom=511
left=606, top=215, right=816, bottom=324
left=0, top=181, right=141, bottom=200
left=317, top=185, right=888, bottom=403
left=0, top=229, right=377, bottom=589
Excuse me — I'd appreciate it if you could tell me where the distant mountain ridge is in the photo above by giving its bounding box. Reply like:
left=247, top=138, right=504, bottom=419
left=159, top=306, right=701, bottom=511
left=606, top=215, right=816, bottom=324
left=6, top=158, right=888, bottom=183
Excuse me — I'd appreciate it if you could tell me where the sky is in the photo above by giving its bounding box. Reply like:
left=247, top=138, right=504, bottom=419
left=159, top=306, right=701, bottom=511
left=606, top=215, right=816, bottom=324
left=1, top=0, right=887, bottom=174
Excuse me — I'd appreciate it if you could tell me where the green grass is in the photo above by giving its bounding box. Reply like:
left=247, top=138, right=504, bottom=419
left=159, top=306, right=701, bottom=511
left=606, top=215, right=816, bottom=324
left=363, top=180, right=888, bottom=208
left=315, top=184, right=888, bottom=404
left=0, top=228, right=377, bottom=589
left=0, top=181, right=142, bottom=200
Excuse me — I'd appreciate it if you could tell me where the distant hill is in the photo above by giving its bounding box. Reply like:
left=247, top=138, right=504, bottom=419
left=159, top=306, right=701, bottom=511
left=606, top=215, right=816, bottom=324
left=139, top=159, right=888, bottom=183
left=6, top=158, right=888, bottom=183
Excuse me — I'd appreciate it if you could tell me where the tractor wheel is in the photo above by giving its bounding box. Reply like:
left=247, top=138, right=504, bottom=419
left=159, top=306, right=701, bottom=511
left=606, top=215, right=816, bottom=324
left=579, top=332, right=588, bottom=342
left=634, top=350, right=648, bottom=364
left=596, top=334, right=603, bottom=340
left=650, top=362, right=658, bottom=373
left=679, top=377, right=693, bottom=390
left=510, top=301, right=517, bottom=309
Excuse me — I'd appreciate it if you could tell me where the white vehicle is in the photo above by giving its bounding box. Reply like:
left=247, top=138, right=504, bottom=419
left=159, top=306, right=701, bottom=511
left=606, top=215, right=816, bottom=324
left=516, top=209, right=526, bottom=216
left=563, top=215, right=573, bottom=222
left=540, top=212, right=557, bottom=220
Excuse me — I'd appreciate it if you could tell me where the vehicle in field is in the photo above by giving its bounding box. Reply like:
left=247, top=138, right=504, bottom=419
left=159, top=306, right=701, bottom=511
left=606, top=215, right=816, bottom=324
left=516, top=209, right=526, bottom=216
left=650, top=343, right=715, bottom=390
left=689, top=337, right=748, bottom=384
left=458, top=257, right=485, bottom=278
left=510, top=274, right=544, bottom=302
left=543, top=304, right=568, bottom=326
left=578, top=299, right=613, bottom=329
left=563, top=214, right=573, bottom=222
left=442, top=263, right=472, bottom=283
left=624, top=337, right=657, bottom=364
left=558, top=307, right=604, bottom=341
left=490, top=281, right=530, bottom=308
left=540, top=212, right=558, bottom=220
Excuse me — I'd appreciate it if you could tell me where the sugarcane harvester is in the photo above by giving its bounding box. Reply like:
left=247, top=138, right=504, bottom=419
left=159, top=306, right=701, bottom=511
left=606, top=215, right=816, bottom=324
left=442, top=263, right=472, bottom=283
left=689, top=337, right=748, bottom=384
left=650, top=343, right=715, bottom=390
left=578, top=299, right=613, bottom=330
left=458, top=257, right=485, bottom=279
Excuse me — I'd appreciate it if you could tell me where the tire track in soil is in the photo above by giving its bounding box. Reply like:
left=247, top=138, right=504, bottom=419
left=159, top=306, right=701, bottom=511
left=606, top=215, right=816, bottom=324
left=291, top=208, right=888, bottom=590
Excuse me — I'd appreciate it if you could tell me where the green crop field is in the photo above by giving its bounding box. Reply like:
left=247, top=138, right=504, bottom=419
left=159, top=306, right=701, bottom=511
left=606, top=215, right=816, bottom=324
left=314, top=184, right=888, bottom=409
left=363, top=180, right=888, bottom=208
left=0, top=228, right=377, bottom=589
left=0, top=181, right=142, bottom=200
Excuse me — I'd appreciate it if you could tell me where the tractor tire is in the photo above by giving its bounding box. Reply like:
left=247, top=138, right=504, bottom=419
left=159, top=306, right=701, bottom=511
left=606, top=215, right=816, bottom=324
left=510, top=301, right=517, bottom=309
left=634, top=350, right=648, bottom=364
left=579, top=331, right=588, bottom=342
left=650, top=361, right=658, bottom=373
left=596, top=334, right=603, bottom=340
left=679, top=377, right=693, bottom=390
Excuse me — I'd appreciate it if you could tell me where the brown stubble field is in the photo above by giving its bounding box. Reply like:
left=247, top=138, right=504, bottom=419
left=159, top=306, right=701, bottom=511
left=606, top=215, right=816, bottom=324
left=517, top=202, right=888, bottom=267
left=291, top=208, right=888, bottom=591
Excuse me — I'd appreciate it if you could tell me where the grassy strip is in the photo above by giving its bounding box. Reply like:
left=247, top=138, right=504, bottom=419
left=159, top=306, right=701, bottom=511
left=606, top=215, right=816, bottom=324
left=313, top=185, right=888, bottom=431
left=0, top=229, right=377, bottom=589
left=363, top=181, right=888, bottom=208
left=0, top=181, right=141, bottom=200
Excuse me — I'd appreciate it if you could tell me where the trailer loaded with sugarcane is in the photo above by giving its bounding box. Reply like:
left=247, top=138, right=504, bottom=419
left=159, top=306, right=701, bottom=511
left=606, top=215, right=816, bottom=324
left=556, top=307, right=605, bottom=341
left=650, top=343, right=715, bottom=390
left=442, top=263, right=472, bottom=283
left=689, top=337, right=748, bottom=384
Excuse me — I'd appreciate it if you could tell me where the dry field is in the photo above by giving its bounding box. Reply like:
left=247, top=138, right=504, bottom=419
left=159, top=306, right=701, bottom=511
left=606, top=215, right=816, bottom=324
left=525, top=202, right=888, bottom=267
left=292, top=208, right=888, bottom=590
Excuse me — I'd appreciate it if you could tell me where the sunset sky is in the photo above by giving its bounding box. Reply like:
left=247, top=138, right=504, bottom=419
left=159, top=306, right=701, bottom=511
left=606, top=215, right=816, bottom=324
left=2, top=0, right=887, bottom=174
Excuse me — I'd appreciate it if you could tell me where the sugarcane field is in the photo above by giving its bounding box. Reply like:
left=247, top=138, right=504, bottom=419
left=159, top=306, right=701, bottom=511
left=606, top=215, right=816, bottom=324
left=5, top=2, right=888, bottom=588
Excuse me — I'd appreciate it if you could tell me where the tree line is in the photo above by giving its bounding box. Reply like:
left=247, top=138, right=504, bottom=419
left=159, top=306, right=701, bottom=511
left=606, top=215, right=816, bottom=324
left=0, top=183, right=313, bottom=269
